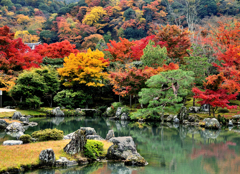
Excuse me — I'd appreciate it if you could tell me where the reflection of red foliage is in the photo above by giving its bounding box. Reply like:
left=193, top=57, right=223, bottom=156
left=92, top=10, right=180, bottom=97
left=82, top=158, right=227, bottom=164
left=191, top=141, right=236, bottom=160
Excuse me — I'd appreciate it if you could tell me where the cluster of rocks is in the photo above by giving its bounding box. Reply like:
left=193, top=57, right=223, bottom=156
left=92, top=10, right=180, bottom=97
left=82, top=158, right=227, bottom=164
left=1, top=111, right=38, bottom=145
left=107, top=107, right=130, bottom=121
left=39, top=148, right=78, bottom=167
left=62, top=127, right=147, bottom=166
left=107, top=136, right=148, bottom=166
left=50, top=107, right=65, bottom=117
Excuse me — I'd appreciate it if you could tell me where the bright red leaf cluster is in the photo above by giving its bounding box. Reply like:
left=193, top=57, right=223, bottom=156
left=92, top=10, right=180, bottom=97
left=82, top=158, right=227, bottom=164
left=34, top=40, right=79, bottom=59
left=0, top=26, right=42, bottom=73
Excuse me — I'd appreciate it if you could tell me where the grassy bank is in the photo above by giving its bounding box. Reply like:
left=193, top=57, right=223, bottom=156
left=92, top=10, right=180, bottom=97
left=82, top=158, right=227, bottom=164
left=0, top=139, right=112, bottom=173
left=0, top=109, right=46, bottom=118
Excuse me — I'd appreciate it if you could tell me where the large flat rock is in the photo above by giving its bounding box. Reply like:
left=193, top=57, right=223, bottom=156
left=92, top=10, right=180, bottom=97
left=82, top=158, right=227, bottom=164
left=3, top=140, right=23, bottom=145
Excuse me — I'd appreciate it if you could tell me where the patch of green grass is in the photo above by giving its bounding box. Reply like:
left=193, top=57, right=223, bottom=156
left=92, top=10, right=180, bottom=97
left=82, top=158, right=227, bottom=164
left=0, top=109, right=46, bottom=118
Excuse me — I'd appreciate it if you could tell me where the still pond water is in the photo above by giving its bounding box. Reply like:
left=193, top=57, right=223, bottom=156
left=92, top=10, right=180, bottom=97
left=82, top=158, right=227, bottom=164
left=1, top=116, right=240, bottom=174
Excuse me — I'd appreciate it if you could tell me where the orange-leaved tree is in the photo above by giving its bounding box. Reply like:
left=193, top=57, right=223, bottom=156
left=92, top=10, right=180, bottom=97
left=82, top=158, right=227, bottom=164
left=105, top=37, right=137, bottom=63
left=153, top=24, right=191, bottom=63
left=109, top=63, right=179, bottom=107
left=58, top=49, right=109, bottom=88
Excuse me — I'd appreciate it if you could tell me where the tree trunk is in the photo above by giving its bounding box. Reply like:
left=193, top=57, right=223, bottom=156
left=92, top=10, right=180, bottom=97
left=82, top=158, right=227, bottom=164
left=193, top=97, right=195, bottom=106
left=135, top=95, right=137, bottom=108
left=209, top=105, right=211, bottom=116
left=130, top=95, right=132, bottom=110
left=119, top=95, right=121, bottom=103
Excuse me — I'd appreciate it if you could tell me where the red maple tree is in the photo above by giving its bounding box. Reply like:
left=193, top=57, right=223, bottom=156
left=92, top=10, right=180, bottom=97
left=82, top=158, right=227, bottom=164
left=34, top=40, right=79, bottom=59
left=0, top=25, right=42, bottom=73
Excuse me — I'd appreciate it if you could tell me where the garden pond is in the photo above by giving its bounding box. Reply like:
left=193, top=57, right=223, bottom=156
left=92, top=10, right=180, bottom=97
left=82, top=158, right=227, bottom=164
left=1, top=116, right=240, bottom=174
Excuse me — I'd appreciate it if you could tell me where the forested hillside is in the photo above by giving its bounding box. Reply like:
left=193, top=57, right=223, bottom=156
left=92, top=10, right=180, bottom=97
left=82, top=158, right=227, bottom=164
left=0, top=0, right=240, bottom=49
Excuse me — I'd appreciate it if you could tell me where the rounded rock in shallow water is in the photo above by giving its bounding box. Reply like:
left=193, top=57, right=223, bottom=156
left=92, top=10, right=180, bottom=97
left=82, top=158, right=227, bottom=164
left=0, top=119, right=9, bottom=129
left=3, top=140, right=23, bottom=145
left=6, top=122, right=25, bottom=132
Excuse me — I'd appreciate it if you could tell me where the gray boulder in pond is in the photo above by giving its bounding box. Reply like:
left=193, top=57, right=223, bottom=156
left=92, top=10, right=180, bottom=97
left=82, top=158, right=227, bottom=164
left=80, top=127, right=97, bottom=136
left=51, top=107, right=64, bottom=117
left=55, top=157, right=78, bottom=167
left=28, top=122, right=38, bottom=127
left=229, top=120, right=233, bottom=126
left=39, top=149, right=55, bottom=165
left=203, top=118, right=221, bottom=129
left=106, top=130, right=115, bottom=140
left=107, top=136, right=147, bottom=166
left=125, top=154, right=148, bottom=166
left=6, top=122, right=25, bottom=132
left=86, top=135, right=104, bottom=140
left=64, top=129, right=87, bottom=155
left=115, top=107, right=122, bottom=117
left=120, top=113, right=129, bottom=120
left=3, top=140, right=23, bottom=145
left=173, top=116, right=179, bottom=123
left=12, top=112, right=22, bottom=120
left=0, top=119, right=9, bottom=129
left=19, top=117, right=29, bottom=122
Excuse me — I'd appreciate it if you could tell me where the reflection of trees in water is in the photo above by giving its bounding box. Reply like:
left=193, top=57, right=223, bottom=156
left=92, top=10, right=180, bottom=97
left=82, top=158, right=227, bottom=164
left=18, top=117, right=240, bottom=174
left=191, top=141, right=240, bottom=174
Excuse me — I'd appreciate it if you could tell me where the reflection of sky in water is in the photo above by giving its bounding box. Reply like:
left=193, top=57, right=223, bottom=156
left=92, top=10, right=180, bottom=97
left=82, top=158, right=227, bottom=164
left=1, top=116, right=240, bottom=174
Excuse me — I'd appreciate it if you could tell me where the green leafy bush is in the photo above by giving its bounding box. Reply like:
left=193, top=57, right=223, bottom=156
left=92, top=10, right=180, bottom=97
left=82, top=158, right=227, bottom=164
left=217, top=114, right=227, bottom=125
left=31, top=128, right=63, bottom=141
left=121, top=105, right=130, bottom=114
left=84, top=140, right=104, bottom=159
left=106, top=102, right=123, bottom=117
left=19, top=134, right=32, bottom=144
left=53, top=89, right=91, bottom=109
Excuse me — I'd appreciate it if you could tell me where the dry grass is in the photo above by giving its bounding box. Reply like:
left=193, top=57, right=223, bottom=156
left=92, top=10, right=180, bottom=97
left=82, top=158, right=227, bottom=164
left=0, top=140, right=71, bottom=172
left=0, top=139, right=113, bottom=172
left=3, top=119, right=21, bottom=124
left=99, top=140, right=113, bottom=156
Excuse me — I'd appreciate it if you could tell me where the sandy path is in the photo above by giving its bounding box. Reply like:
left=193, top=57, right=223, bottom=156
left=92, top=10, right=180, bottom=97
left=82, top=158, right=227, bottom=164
left=0, top=108, right=16, bottom=112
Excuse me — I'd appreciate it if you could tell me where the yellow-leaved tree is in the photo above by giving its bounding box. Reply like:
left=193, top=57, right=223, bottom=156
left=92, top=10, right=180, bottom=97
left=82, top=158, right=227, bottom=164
left=82, top=7, right=107, bottom=26
left=58, top=49, right=109, bottom=88
left=0, top=71, right=16, bottom=92
left=14, top=30, right=39, bottom=43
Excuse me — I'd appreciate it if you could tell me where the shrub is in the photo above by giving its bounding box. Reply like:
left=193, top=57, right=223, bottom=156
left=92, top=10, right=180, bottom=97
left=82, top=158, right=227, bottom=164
left=53, top=90, right=90, bottom=109
left=19, top=134, right=32, bottom=144
left=106, top=102, right=123, bottom=117
left=218, top=108, right=229, bottom=113
left=31, top=128, right=63, bottom=141
left=84, top=140, right=104, bottom=159
left=121, top=105, right=130, bottom=114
